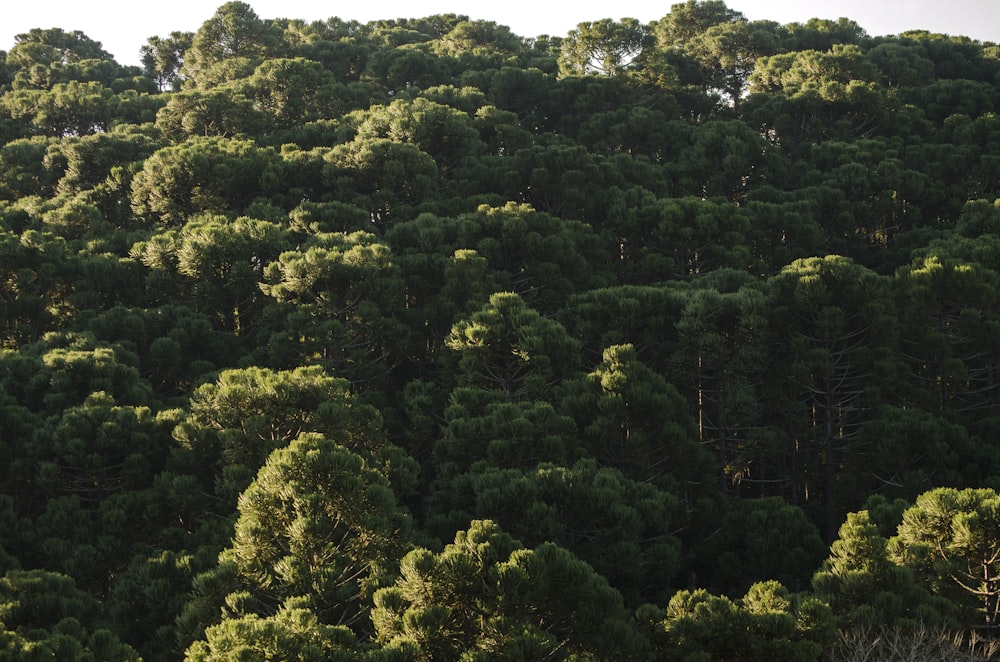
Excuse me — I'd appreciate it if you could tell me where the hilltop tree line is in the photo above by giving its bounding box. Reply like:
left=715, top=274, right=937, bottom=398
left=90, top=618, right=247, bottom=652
left=3, top=1, right=1000, bottom=658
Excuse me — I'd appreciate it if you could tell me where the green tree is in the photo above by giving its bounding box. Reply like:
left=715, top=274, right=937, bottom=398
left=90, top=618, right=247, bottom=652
left=281, top=18, right=372, bottom=83
left=645, top=196, right=753, bottom=273
left=893, top=250, right=1000, bottom=428
left=424, top=459, right=683, bottom=606
left=130, top=137, right=282, bottom=225
left=180, top=1, right=285, bottom=88
left=750, top=45, right=880, bottom=99
left=48, top=128, right=159, bottom=198
left=434, top=19, right=525, bottom=68
left=172, top=364, right=415, bottom=504
left=780, top=18, right=866, bottom=53
left=842, top=406, right=988, bottom=507
left=83, top=304, right=234, bottom=396
left=432, top=395, right=578, bottom=478
left=670, top=121, right=776, bottom=202
left=891, top=487, right=1000, bottom=635
left=136, top=214, right=291, bottom=334
left=187, top=433, right=412, bottom=640
left=349, top=97, right=485, bottom=171
left=360, top=46, right=450, bottom=97
left=558, top=285, right=689, bottom=373
left=0, top=333, right=152, bottom=416
left=764, top=256, right=896, bottom=535
left=0, top=81, right=114, bottom=137
left=258, top=231, right=408, bottom=385
left=11, top=391, right=167, bottom=508
left=812, top=509, right=954, bottom=629
left=153, top=87, right=266, bottom=141
left=185, top=603, right=381, bottom=661
left=741, top=196, right=824, bottom=271
left=654, top=1, right=745, bottom=49
left=747, top=46, right=889, bottom=150
left=507, top=142, right=611, bottom=220
left=325, top=138, right=438, bottom=232
left=575, top=107, right=681, bottom=160
left=7, top=29, right=112, bottom=67
left=866, top=42, right=936, bottom=89
left=0, top=569, right=140, bottom=661
left=106, top=549, right=215, bottom=661
left=562, top=343, right=714, bottom=493
left=647, top=580, right=834, bottom=661
left=444, top=291, right=580, bottom=402
left=244, top=57, right=339, bottom=128
left=558, top=18, right=649, bottom=77
left=372, top=519, right=647, bottom=660
left=0, top=136, right=61, bottom=200
left=0, top=228, right=63, bottom=345
left=141, top=32, right=194, bottom=91
left=672, top=279, right=769, bottom=490
left=685, top=19, right=778, bottom=112
left=387, top=203, right=611, bottom=322
left=699, top=497, right=826, bottom=597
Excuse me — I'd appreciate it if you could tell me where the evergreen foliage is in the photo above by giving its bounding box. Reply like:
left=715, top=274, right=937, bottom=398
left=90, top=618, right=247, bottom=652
left=2, top=1, right=1000, bottom=657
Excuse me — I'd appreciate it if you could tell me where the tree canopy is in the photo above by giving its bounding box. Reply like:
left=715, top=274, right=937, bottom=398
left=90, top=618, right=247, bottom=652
left=3, top=1, right=1000, bottom=658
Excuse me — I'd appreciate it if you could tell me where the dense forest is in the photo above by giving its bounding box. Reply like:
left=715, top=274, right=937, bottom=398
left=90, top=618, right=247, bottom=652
left=2, top=0, right=1000, bottom=658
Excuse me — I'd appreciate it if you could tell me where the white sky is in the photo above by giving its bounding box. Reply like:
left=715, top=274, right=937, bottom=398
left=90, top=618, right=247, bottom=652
left=2, top=0, right=999, bottom=67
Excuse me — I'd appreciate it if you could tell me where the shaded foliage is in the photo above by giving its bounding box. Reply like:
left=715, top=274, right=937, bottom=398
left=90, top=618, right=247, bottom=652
left=2, top=1, right=1000, bottom=659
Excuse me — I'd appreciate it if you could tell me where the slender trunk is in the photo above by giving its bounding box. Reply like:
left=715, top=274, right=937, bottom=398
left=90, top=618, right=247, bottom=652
left=825, top=388, right=837, bottom=541
left=986, top=561, right=996, bottom=639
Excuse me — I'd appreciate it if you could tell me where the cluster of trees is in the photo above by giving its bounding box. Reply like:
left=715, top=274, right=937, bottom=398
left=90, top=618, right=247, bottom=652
left=3, top=0, right=1000, bottom=658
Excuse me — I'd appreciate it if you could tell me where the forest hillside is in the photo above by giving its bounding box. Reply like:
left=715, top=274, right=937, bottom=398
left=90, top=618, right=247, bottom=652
left=3, top=1, right=1000, bottom=659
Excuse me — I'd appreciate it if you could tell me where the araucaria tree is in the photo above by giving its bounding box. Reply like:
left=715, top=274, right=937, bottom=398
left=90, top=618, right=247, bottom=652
left=2, top=0, right=1000, bottom=658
